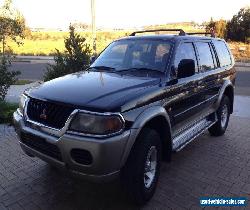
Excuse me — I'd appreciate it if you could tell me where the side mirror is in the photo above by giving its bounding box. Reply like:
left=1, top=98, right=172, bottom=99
left=90, top=56, right=96, bottom=64
left=177, top=59, right=195, bottom=79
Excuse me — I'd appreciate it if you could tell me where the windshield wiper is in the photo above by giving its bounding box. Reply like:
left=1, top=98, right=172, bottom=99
left=88, top=66, right=116, bottom=71
left=117, top=67, right=164, bottom=74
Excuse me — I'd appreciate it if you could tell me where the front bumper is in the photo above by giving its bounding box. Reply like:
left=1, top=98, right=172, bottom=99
left=13, top=111, right=132, bottom=182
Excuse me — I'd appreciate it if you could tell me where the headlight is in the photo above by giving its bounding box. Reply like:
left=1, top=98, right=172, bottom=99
left=69, top=112, right=124, bottom=136
left=18, top=94, right=28, bottom=115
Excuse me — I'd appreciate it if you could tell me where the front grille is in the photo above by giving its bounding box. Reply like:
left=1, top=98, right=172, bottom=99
left=71, top=149, right=93, bottom=165
left=26, top=98, right=74, bottom=129
left=21, top=132, right=62, bottom=161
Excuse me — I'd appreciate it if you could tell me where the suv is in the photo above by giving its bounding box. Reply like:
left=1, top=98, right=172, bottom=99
left=13, top=29, right=236, bottom=204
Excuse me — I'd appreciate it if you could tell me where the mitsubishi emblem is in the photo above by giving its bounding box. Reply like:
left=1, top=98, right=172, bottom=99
left=40, top=109, right=47, bottom=120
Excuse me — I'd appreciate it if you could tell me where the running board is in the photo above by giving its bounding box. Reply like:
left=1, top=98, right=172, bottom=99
left=172, top=116, right=217, bottom=152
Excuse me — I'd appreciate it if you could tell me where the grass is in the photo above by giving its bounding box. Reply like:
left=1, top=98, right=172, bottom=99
left=0, top=100, right=18, bottom=124
left=14, top=79, right=33, bottom=85
left=8, top=31, right=129, bottom=56
left=228, top=42, right=250, bottom=61
left=3, top=31, right=250, bottom=60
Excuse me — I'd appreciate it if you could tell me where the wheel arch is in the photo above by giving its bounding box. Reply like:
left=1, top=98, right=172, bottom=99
left=216, top=81, right=234, bottom=114
left=120, top=106, right=172, bottom=167
left=141, top=115, right=172, bottom=162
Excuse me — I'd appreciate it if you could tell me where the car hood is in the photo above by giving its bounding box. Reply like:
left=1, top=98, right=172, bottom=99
left=26, top=71, right=161, bottom=112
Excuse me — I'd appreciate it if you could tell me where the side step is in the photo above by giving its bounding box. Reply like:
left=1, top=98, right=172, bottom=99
left=172, top=115, right=217, bottom=152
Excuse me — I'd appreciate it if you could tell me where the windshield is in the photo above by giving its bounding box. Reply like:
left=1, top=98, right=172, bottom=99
left=91, top=39, right=172, bottom=72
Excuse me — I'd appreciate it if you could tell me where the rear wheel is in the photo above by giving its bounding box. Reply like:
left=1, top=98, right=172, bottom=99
left=209, top=96, right=230, bottom=136
left=121, top=128, right=162, bottom=205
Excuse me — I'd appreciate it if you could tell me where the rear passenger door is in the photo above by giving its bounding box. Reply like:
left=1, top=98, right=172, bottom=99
left=212, top=40, right=235, bottom=87
left=194, top=41, right=220, bottom=111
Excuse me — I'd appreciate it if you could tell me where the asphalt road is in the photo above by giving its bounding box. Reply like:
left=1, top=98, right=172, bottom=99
left=234, top=67, right=250, bottom=96
left=11, top=62, right=250, bottom=96
left=11, top=62, right=48, bottom=81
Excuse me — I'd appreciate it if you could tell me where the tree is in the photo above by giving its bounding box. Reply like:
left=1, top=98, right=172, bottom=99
left=215, top=19, right=227, bottom=39
left=0, top=0, right=25, bottom=56
left=227, top=7, right=250, bottom=42
left=0, top=0, right=22, bottom=100
left=206, top=18, right=227, bottom=38
left=206, top=18, right=216, bottom=35
left=44, top=25, right=91, bottom=81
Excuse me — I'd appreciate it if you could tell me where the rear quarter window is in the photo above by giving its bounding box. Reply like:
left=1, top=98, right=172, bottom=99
left=213, top=40, right=232, bottom=67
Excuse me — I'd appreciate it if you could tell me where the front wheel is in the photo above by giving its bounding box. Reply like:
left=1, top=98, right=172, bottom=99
left=121, top=128, right=162, bottom=205
left=209, top=96, right=230, bottom=136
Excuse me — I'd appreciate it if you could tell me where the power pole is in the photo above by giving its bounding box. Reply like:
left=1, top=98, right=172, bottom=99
left=91, top=0, right=96, bottom=55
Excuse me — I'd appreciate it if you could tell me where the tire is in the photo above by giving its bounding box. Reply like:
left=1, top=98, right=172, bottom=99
left=25, top=152, right=34, bottom=157
left=22, top=149, right=35, bottom=157
left=209, top=96, right=230, bottom=136
left=121, top=128, right=162, bottom=205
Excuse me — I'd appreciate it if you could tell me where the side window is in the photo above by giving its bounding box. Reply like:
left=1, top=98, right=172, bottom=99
left=213, top=40, right=232, bottom=67
left=196, top=42, right=215, bottom=71
left=174, top=42, right=198, bottom=73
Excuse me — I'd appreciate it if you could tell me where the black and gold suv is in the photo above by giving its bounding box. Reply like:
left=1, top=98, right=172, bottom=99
left=13, top=29, right=236, bottom=204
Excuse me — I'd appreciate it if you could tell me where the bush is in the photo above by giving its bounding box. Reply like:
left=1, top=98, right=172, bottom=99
left=0, top=57, right=20, bottom=100
left=44, top=26, right=91, bottom=81
left=0, top=100, right=18, bottom=124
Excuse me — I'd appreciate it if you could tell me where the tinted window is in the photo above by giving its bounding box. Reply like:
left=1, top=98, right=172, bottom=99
left=196, top=42, right=215, bottom=71
left=213, top=40, right=232, bottom=67
left=174, top=42, right=198, bottom=72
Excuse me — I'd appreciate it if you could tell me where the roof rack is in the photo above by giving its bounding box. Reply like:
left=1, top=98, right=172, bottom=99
left=186, top=32, right=216, bottom=38
left=129, top=29, right=186, bottom=36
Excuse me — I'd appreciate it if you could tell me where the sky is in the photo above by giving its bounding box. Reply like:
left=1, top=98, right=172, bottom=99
left=0, top=0, right=249, bottom=29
